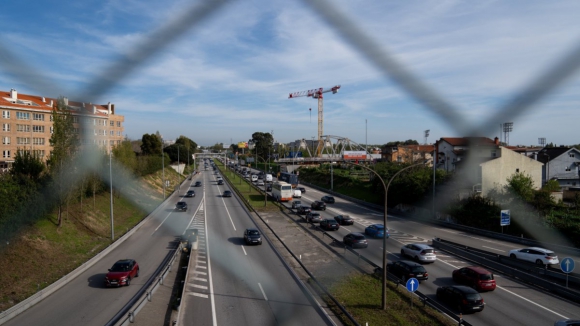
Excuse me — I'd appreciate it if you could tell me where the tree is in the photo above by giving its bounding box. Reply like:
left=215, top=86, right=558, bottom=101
left=11, top=150, right=45, bottom=181
left=113, top=139, right=137, bottom=174
left=251, top=132, right=274, bottom=160
left=543, top=179, right=561, bottom=192
left=140, top=133, right=162, bottom=156
left=505, top=172, right=535, bottom=202
left=48, top=97, right=79, bottom=226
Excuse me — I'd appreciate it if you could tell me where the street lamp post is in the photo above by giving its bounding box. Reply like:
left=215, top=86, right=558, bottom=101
left=161, top=137, right=166, bottom=200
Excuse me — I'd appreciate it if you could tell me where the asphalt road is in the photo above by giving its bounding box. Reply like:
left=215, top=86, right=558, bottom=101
left=5, top=179, right=201, bottom=326
left=289, top=183, right=580, bottom=326
left=179, top=166, right=330, bottom=325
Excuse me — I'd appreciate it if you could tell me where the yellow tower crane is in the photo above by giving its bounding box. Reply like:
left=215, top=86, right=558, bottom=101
left=288, top=85, right=341, bottom=157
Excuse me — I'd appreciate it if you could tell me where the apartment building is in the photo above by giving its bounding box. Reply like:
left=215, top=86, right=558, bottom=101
left=0, top=88, right=124, bottom=171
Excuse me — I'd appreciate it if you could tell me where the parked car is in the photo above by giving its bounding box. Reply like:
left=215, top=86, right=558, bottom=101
left=452, top=266, right=496, bottom=291
left=387, top=260, right=428, bottom=282
left=175, top=201, right=188, bottom=211
left=305, top=212, right=322, bottom=223
left=194, top=181, right=202, bottom=187
left=296, top=205, right=312, bottom=215
left=400, top=243, right=436, bottom=263
left=508, top=247, right=559, bottom=266
left=320, top=219, right=339, bottom=231
left=343, top=233, right=368, bottom=249
left=244, top=228, right=262, bottom=245
left=223, top=190, right=232, bottom=197
left=185, top=190, right=195, bottom=197
left=436, top=285, right=485, bottom=312
left=105, top=259, right=139, bottom=287
left=365, top=224, right=388, bottom=238
left=334, top=214, right=354, bottom=225
left=298, top=187, right=306, bottom=194
left=292, top=200, right=302, bottom=209
left=217, top=179, right=224, bottom=185
left=321, top=195, right=335, bottom=203
left=311, top=200, right=326, bottom=211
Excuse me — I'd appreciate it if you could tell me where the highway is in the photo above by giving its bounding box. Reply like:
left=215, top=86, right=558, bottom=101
left=179, top=166, right=330, bottom=325
left=283, top=182, right=580, bottom=326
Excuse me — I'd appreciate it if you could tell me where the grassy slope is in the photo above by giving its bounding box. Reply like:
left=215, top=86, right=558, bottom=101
left=0, top=167, right=185, bottom=312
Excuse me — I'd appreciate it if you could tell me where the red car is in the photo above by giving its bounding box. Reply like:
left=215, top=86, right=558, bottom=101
left=452, top=266, right=496, bottom=291
left=105, top=259, right=139, bottom=287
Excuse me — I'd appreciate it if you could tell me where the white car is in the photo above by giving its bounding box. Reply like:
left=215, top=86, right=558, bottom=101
left=508, top=247, right=559, bottom=266
left=257, top=180, right=265, bottom=186
left=293, top=190, right=302, bottom=198
left=400, top=243, right=436, bottom=263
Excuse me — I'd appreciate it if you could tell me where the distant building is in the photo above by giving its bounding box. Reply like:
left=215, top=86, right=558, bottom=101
left=0, top=88, right=124, bottom=172
left=382, top=144, right=434, bottom=165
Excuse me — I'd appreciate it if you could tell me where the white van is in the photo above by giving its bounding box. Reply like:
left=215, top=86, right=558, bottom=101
left=293, top=189, right=302, bottom=198
left=265, top=174, right=273, bottom=182
left=251, top=175, right=258, bottom=182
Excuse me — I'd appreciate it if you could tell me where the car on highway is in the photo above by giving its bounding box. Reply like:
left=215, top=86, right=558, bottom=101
left=436, top=285, right=485, bottom=312
left=194, top=181, right=202, bottom=187
left=320, top=219, right=339, bottom=231
left=175, top=201, right=188, bottom=211
left=334, top=214, right=354, bottom=225
left=223, top=190, right=232, bottom=197
left=311, top=200, right=326, bottom=211
left=365, top=224, right=388, bottom=238
left=217, top=179, right=224, bottom=185
left=298, top=187, right=306, bottom=194
left=387, top=260, right=428, bottom=282
left=105, top=259, right=139, bottom=287
left=305, top=212, right=322, bottom=223
left=452, top=266, right=496, bottom=291
left=243, top=228, right=262, bottom=245
left=343, top=233, right=368, bottom=249
left=296, top=205, right=312, bottom=215
left=400, top=243, right=436, bottom=263
left=321, top=195, right=335, bottom=203
left=554, top=320, right=580, bottom=326
left=291, top=200, right=302, bottom=209
left=185, top=190, right=195, bottom=197
left=266, top=184, right=272, bottom=192
left=293, top=189, right=302, bottom=198
left=508, top=247, right=559, bottom=266
left=257, top=180, right=265, bottom=186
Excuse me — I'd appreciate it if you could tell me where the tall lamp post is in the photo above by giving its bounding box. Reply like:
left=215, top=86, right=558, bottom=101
left=161, top=137, right=166, bottom=200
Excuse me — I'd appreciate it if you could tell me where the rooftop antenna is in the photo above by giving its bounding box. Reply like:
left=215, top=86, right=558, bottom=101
left=503, top=122, right=513, bottom=146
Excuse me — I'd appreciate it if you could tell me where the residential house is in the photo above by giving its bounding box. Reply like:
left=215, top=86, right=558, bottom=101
left=536, top=147, right=580, bottom=188
left=382, top=144, right=434, bottom=164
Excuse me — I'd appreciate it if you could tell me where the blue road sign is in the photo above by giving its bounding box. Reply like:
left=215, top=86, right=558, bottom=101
left=406, top=278, right=419, bottom=292
left=560, top=257, right=575, bottom=274
left=500, top=210, right=510, bottom=226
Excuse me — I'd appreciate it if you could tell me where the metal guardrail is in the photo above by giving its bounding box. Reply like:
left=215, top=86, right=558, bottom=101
left=432, top=238, right=580, bottom=304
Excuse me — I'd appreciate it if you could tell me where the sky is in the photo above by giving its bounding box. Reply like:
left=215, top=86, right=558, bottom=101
left=1, top=0, right=580, bottom=147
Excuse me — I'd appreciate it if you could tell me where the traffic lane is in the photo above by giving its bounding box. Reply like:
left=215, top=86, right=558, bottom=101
left=5, top=188, right=196, bottom=326
left=205, top=184, right=329, bottom=325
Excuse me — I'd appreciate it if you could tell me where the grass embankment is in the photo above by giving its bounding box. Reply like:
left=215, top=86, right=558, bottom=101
left=216, top=160, right=452, bottom=326
left=0, top=167, right=187, bottom=312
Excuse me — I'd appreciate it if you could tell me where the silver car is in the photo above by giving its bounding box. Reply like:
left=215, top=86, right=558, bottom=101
left=400, top=243, right=437, bottom=263
left=508, top=247, right=559, bottom=266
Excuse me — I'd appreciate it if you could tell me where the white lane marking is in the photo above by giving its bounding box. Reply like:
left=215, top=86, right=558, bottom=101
left=496, top=285, right=568, bottom=319
left=203, top=196, right=218, bottom=326
left=190, top=293, right=209, bottom=298
left=220, top=191, right=237, bottom=231
left=342, top=226, right=353, bottom=232
left=193, top=271, right=207, bottom=275
left=152, top=211, right=173, bottom=234
left=192, top=284, right=208, bottom=290
left=193, top=277, right=207, bottom=282
left=258, top=283, right=268, bottom=301
left=483, top=246, right=505, bottom=252
left=241, top=245, right=247, bottom=256
left=434, top=228, right=458, bottom=233
left=197, top=265, right=207, bottom=269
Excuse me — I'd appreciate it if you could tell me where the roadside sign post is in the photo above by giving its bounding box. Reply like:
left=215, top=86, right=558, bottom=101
left=406, top=278, right=419, bottom=308
left=500, top=210, right=510, bottom=233
left=560, top=257, right=575, bottom=288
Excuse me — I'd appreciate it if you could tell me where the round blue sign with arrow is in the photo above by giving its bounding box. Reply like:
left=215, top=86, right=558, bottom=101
left=406, top=278, right=419, bottom=292
left=560, top=257, right=575, bottom=274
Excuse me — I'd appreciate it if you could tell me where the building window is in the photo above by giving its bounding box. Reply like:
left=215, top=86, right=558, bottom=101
left=566, top=166, right=571, bottom=171
left=516, top=168, right=520, bottom=173
left=17, top=137, right=30, bottom=145
left=16, top=112, right=30, bottom=120
left=110, top=121, right=114, bottom=126
left=2, top=111, right=10, bottom=119
left=32, top=150, right=45, bottom=157
left=2, top=150, right=10, bottom=158
left=16, top=124, right=30, bottom=132
left=117, top=131, right=121, bottom=136
left=73, top=116, right=79, bottom=123
left=110, top=130, right=114, bottom=136
left=93, top=119, right=96, bottom=126
left=2, top=123, right=10, bottom=132
left=50, top=126, right=53, bottom=134
left=2, top=137, right=10, bottom=145
left=570, top=153, right=575, bottom=158
left=33, top=113, right=44, bottom=121
left=117, top=121, right=121, bottom=127
left=33, top=137, right=45, bottom=145
left=50, top=115, right=53, bottom=122
left=110, top=140, right=114, bottom=146
left=33, top=125, right=44, bottom=133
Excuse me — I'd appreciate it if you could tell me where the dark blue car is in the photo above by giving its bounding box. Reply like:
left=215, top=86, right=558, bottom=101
left=365, top=224, right=388, bottom=238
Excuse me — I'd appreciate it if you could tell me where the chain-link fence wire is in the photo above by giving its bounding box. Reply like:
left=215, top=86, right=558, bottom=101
left=1, top=0, right=579, bottom=320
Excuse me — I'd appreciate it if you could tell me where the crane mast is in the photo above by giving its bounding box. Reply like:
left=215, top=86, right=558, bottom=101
left=288, top=85, right=340, bottom=157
